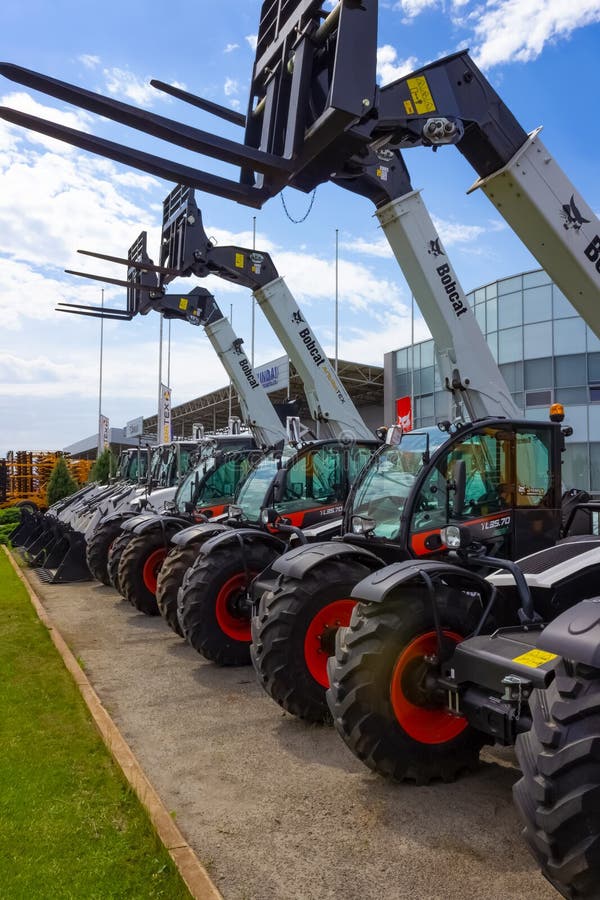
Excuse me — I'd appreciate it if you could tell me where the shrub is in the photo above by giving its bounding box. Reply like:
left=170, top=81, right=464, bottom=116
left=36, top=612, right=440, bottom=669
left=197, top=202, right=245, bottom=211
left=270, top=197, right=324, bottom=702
left=47, top=458, right=79, bottom=506
left=88, top=448, right=118, bottom=485
left=0, top=508, right=21, bottom=525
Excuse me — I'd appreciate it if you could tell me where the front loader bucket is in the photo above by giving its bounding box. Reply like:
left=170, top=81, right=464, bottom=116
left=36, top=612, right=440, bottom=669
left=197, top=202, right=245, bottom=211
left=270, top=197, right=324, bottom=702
left=22, top=519, right=61, bottom=563
left=35, top=529, right=91, bottom=584
left=11, top=510, right=44, bottom=547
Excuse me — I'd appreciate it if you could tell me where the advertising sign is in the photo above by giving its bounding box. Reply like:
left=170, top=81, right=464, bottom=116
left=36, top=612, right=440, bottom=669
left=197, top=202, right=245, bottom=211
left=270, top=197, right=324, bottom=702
left=124, top=416, right=144, bottom=439
left=98, top=414, right=110, bottom=452
left=159, top=384, right=172, bottom=443
left=254, top=356, right=289, bottom=394
left=395, top=396, right=413, bottom=432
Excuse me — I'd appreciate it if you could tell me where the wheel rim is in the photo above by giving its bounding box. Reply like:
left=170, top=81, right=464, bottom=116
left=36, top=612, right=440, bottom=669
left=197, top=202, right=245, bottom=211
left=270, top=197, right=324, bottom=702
left=304, top=599, right=356, bottom=688
left=389, top=630, right=468, bottom=745
left=214, top=572, right=256, bottom=642
left=142, top=547, right=167, bottom=594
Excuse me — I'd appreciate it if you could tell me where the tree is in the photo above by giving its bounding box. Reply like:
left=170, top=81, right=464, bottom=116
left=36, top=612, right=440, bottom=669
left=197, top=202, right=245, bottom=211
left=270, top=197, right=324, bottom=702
left=88, top=448, right=117, bottom=485
left=46, top=457, right=79, bottom=506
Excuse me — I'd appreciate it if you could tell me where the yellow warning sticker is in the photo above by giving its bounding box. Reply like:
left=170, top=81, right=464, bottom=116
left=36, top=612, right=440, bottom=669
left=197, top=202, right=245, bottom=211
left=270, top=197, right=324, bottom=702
left=407, top=76, right=436, bottom=114
left=179, top=297, right=188, bottom=310
left=235, top=253, right=245, bottom=269
left=512, top=649, right=558, bottom=668
left=403, top=99, right=415, bottom=115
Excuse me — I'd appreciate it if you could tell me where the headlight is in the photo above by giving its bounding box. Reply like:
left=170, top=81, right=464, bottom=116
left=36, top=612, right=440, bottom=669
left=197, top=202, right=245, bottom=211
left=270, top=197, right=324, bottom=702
left=440, top=525, right=472, bottom=549
left=352, top=515, right=376, bottom=535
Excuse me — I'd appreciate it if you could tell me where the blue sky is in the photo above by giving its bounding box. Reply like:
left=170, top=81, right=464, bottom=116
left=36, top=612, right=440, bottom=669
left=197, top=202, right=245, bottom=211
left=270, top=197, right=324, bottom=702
left=1, top=0, right=599, bottom=454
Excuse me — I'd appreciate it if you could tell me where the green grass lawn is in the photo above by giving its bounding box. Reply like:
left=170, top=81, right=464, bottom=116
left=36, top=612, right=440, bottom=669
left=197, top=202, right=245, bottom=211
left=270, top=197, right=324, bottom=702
left=0, top=551, right=192, bottom=898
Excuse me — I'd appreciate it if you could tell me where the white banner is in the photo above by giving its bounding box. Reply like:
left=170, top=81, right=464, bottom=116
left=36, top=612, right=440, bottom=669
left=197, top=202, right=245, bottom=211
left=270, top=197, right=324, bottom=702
left=98, top=414, right=110, bottom=452
left=159, top=384, right=172, bottom=443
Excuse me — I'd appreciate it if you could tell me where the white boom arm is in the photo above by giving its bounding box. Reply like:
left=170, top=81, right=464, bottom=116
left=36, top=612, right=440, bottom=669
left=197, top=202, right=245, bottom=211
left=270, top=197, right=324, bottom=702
left=253, top=277, right=374, bottom=440
left=203, top=315, right=287, bottom=448
left=376, top=189, right=520, bottom=423
left=470, top=128, right=600, bottom=336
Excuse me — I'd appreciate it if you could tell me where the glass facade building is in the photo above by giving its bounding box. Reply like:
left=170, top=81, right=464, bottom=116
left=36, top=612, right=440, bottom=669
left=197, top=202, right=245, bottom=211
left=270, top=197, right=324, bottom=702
left=383, top=269, right=600, bottom=490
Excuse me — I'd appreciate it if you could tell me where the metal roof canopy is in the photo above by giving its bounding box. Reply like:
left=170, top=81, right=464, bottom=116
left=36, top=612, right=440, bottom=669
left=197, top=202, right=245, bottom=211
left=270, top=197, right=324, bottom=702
left=143, top=357, right=383, bottom=436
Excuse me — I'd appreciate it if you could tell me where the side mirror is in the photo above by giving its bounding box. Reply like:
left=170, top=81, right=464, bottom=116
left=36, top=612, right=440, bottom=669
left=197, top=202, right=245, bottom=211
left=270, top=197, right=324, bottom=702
left=451, top=459, right=466, bottom=518
left=184, top=501, right=195, bottom=513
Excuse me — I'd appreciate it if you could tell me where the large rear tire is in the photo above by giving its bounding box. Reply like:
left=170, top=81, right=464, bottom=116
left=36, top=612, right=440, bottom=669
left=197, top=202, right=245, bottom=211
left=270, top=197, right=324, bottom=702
left=514, top=661, right=600, bottom=898
left=326, top=588, right=487, bottom=784
left=178, top=542, right=277, bottom=666
left=107, top=531, right=132, bottom=594
left=118, top=531, right=167, bottom=616
left=85, top=517, right=127, bottom=585
left=156, top=544, right=203, bottom=637
left=251, top=559, right=372, bottom=722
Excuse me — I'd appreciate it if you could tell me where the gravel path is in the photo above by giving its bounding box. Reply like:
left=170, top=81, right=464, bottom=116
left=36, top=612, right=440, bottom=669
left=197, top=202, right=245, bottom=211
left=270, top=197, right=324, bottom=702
left=29, top=573, right=555, bottom=900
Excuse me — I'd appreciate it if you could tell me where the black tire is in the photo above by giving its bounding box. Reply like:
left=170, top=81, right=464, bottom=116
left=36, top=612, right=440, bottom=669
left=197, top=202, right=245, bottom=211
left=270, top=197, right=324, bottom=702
left=326, top=588, right=488, bottom=784
left=251, top=559, right=372, bottom=722
left=156, top=544, right=203, bottom=637
left=118, top=531, right=168, bottom=616
left=179, top=542, right=277, bottom=666
left=107, top=531, right=132, bottom=594
left=15, top=500, right=38, bottom=513
left=514, top=661, right=600, bottom=898
left=85, top=517, right=127, bottom=585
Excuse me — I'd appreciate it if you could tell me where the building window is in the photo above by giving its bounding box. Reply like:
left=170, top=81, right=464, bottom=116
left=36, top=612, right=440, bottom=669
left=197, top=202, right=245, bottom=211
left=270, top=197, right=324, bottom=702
left=525, top=357, right=553, bottom=390
left=523, top=270, right=551, bottom=289
left=554, top=317, right=586, bottom=356
left=555, top=387, right=589, bottom=405
left=498, top=293, right=523, bottom=329
left=499, top=326, right=523, bottom=363
left=553, top=287, right=576, bottom=319
left=526, top=389, right=553, bottom=407
left=499, top=361, right=524, bottom=393
left=590, top=386, right=600, bottom=403
left=524, top=321, right=552, bottom=359
left=499, top=275, right=523, bottom=296
left=523, top=284, right=552, bottom=323
left=555, top=354, right=586, bottom=388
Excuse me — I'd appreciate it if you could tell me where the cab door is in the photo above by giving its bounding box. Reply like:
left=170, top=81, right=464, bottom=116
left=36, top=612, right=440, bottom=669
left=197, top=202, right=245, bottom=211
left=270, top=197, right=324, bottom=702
left=407, top=426, right=515, bottom=557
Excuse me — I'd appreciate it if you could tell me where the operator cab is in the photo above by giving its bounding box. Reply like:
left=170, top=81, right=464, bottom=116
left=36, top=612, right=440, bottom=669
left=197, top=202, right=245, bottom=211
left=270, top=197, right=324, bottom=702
left=346, top=418, right=562, bottom=563
left=233, top=441, right=377, bottom=530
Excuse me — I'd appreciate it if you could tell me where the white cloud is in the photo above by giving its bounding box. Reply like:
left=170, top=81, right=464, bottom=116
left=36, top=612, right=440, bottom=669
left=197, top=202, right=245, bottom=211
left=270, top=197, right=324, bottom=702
left=329, top=310, right=431, bottom=365
left=101, top=67, right=184, bottom=107
left=224, top=43, right=239, bottom=53
left=376, top=46, right=418, bottom=85
left=245, top=34, right=258, bottom=51
left=472, top=0, right=600, bottom=67
left=393, top=0, right=438, bottom=19
left=341, top=217, right=507, bottom=259
left=103, top=67, right=155, bottom=105
left=224, top=77, right=239, bottom=97
left=78, top=54, right=101, bottom=69
left=1, top=90, right=93, bottom=153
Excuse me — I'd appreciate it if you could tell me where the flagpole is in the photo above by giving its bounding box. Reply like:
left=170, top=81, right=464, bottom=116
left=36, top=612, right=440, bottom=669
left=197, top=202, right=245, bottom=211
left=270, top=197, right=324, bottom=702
left=335, top=228, right=339, bottom=373
left=157, top=314, right=163, bottom=442
left=97, top=288, right=105, bottom=455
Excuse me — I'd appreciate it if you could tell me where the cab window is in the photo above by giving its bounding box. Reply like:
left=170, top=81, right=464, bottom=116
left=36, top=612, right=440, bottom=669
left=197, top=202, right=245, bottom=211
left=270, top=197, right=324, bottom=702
left=515, top=429, right=552, bottom=507
left=348, top=445, right=374, bottom=484
left=410, top=428, right=513, bottom=534
left=277, top=447, right=345, bottom=513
